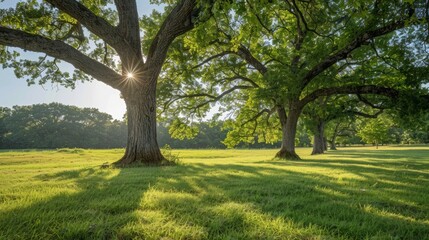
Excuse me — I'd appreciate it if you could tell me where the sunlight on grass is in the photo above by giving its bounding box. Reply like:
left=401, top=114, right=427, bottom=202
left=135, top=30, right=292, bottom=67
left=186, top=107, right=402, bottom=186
left=0, top=146, right=428, bottom=239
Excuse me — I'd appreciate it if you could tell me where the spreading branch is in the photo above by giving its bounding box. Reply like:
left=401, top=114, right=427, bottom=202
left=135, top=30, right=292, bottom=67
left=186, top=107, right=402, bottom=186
left=193, top=85, right=254, bottom=109
left=346, top=109, right=384, bottom=118
left=0, top=26, right=122, bottom=89
left=192, top=51, right=234, bottom=69
left=114, top=0, right=142, bottom=59
left=46, top=0, right=125, bottom=52
left=300, top=19, right=409, bottom=90
left=357, top=94, right=389, bottom=109
left=300, top=85, right=398, bottom=107
left=146, top=0, right=196, bottom=74
left=240, top=107, right=276, bottom=127
left=237, top=45, right=268, bottom=75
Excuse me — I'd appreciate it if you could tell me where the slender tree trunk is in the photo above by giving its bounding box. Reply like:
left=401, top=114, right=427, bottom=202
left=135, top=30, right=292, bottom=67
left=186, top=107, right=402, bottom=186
left=311, top=121, right=325, bottom=155
left=323, top=137, right=328, bottom=151
left=115, top=79, right=165, bottom=166
left=330, top=122, right=340, bottom=150
left=276, top=104, right=301, bottom=160
left=330, top=137, right=337, bottom=150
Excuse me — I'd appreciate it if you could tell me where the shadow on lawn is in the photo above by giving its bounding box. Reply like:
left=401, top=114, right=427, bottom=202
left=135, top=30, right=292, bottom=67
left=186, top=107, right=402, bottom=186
left=152, top=162, right=429, bottom=239
left=325, top=148, right=429, bottom=161
left=1, top=151, right=428, bottom=239
left=0, top=167, right=167, bottom=239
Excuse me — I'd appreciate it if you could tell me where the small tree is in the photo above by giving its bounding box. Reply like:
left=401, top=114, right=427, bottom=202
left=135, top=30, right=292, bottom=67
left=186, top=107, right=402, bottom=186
left=358, top=116, right=392, bottom=148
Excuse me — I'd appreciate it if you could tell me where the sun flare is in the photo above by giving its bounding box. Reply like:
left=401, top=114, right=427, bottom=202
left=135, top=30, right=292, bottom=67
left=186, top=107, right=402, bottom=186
left=126, top=73, right=134, bottom=79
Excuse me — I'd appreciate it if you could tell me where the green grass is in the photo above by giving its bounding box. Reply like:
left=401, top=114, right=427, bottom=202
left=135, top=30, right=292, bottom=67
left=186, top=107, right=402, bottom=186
left=0, top=146, right=428, bottom=239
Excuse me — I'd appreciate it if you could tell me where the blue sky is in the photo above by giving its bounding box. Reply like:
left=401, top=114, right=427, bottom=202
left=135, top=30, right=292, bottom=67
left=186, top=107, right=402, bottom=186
left=0, top=1, right=162, bottom=120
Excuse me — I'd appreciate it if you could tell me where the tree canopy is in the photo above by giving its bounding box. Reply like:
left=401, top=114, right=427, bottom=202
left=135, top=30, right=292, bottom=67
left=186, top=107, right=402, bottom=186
left=160, top=0, right=429, bottom=159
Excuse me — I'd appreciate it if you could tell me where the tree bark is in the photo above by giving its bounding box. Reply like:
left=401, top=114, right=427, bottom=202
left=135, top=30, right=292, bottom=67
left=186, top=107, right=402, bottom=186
left=330, top=135, right=338, bottom=150
left=276, top=104, right=301, bottom=160
left=323, top=137, right=328, bottom=151
left=115, top=79, right=165, bottom=165
left=330, top=140, right=337, bottom=150
left=330, top=122, right=340, bottom=150
left=311, top=121, right=325, bottom=155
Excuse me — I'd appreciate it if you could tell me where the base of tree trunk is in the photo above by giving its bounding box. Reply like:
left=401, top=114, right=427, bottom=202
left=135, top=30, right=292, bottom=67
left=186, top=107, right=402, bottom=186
left=330, top=146, right=337, bottom=150
left=311, top=149, right=324, bottom=155
left=275, top=149, right=301, bottom=160
left=113, top=152, right=168, bottom=167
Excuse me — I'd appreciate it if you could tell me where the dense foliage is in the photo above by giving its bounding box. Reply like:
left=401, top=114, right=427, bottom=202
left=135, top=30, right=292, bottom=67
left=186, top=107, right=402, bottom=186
left=0, top=103, right=126, bottom=149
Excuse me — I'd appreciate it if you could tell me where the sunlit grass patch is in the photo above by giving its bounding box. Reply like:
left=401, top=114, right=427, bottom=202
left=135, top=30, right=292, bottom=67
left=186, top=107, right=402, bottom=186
left=0, top=146, right=428, bottom=239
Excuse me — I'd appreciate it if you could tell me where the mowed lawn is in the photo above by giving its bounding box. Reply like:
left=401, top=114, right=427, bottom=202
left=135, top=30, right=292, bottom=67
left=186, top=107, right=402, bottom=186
left=0, top=146, right=428, bottom=240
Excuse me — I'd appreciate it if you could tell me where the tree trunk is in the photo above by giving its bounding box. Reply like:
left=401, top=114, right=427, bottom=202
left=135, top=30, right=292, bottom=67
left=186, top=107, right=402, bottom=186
left=330, top=138, right=337, bottom=150
left=276, top=104, right=301, bottom=160
left=115, top=80, right=165, bottom=166
left=311, top=121, right=325, bottom=155
left=330, top=122, right=340, bottom=150
left=323, top=137, right=328, bottom=151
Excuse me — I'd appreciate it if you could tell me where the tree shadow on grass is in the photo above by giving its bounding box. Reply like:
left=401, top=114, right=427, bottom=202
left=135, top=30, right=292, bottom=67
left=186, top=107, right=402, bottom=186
left=325, top=148, right=429, bottom=161
left=144, top=162, right=429, bottom=239
left=0, top=166, right=180, bottom=239
left=1, top=155, right=428, bottom=239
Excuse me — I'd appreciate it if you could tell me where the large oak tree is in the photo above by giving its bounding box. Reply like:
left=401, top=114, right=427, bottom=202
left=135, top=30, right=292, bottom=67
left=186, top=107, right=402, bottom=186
left=0, top=0, right=207, bottom=165
left=161, top=0, right=429, bottom=159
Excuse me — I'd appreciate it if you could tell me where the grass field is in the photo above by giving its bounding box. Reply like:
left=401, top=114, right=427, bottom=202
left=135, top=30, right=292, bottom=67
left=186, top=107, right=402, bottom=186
left=0, top=146, right=428, bottom=239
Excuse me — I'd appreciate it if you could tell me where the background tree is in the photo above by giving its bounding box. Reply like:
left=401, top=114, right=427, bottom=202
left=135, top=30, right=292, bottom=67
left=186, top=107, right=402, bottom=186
left=357, top=114, right=393, bottom=148
left=160, top=0, right=428, bottom=159
left=0, top=107, right=10, bottom=147
left=0, top=0, right=205, bottom=165
left=0, top=103, right=127, bottom=149
left=303, top=94, right=388, bottom=154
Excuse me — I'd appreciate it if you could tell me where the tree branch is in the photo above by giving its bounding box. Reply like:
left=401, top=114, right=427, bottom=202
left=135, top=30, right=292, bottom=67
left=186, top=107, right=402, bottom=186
left=240, top=107, right=276, bottom=127
left=357, top=94, right=389, bottom=109
left=300, top=19, right=408, bottom=90
left=46, top=0, right=125, bottom=52
left=193, top=85, right=254, bottom=109
left=162, top=93, right=216, bottom=112
left=114, top=0, right=142, bottom=59
left=300, top=85, right=398, bottom=107
left=192, top=51, right=234, bottom=69
left=146, top=0, right=196, bottom=75
left=237, top=45, right=268, bottom=75
left=0, top=26, right=122, bottom=89
left=245, top=0, right=273, bottom=35
left=346, top=109, right=384, bottom=118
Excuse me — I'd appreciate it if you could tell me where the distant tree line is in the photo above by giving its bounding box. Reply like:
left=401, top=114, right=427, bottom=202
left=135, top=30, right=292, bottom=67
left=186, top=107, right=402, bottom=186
left=0, top=103, right=280, bottom=149
left=0, top=103, right=427, bottom=150
left=0, top=103, right=127, bottom=149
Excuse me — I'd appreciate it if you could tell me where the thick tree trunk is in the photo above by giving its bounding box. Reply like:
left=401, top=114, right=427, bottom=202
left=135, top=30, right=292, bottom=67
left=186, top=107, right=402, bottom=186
left=311, top=121, right=325, bottom=155
left=115, top=81, right=165, bottom=166
left=276, top=104, right=301, bottom=160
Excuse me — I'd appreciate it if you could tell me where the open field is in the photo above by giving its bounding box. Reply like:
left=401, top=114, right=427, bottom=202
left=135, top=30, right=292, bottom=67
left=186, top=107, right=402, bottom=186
left=0, top=146, right=428, bottom=239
